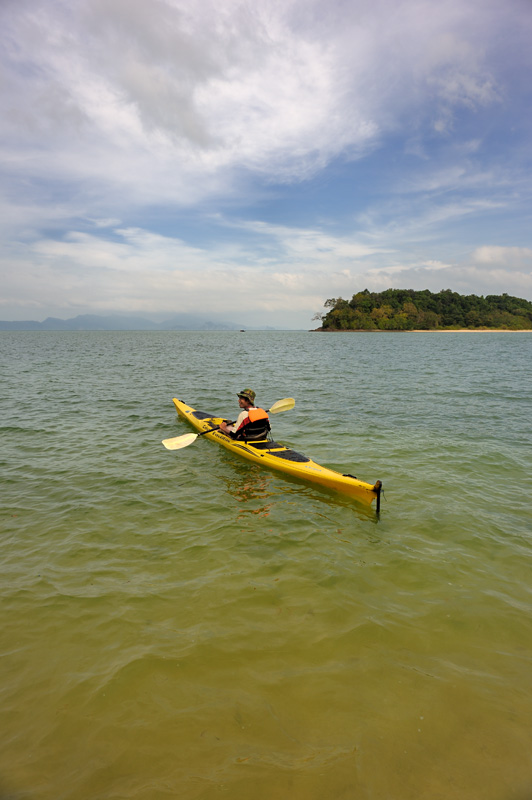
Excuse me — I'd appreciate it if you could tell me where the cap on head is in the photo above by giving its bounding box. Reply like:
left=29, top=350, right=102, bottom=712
left=237, top=388, right=256, bottom=404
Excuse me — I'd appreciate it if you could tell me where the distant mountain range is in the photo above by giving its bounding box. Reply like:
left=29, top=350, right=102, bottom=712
left=0, top=313, right=272, bottom=331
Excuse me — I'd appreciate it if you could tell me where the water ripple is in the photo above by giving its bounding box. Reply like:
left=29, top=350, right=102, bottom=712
left=1, top=331, right=532, bottom=799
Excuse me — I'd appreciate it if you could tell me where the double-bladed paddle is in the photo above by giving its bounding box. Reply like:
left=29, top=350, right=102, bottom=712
left=162, top=397, right=295, bottom=451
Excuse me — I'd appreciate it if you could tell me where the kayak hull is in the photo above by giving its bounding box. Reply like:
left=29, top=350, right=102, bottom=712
left=172, top=398, right=382, bottom=508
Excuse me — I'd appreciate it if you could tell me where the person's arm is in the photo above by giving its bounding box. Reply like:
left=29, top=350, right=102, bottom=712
left=220, top=410, right=248, bottom=435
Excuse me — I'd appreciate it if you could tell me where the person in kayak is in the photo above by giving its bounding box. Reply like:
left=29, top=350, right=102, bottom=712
left=219, top=389, right=271, bottom=441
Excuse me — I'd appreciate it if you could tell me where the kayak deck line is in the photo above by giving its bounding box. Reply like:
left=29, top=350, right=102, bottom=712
left=172, top=398, right=383, bottom=510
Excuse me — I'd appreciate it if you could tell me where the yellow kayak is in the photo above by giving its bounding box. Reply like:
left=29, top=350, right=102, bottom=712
left=171, top=398, right=382, bottom=509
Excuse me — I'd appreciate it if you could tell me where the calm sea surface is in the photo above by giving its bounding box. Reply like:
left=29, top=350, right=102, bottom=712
left=1, top=330, right=531, bottom=800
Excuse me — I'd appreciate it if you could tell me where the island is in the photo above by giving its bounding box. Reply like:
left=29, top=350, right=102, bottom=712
left=313, top=289, right=532, bottom=331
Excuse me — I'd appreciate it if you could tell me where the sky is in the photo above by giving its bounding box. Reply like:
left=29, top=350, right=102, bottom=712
left=1, top=0, right=531, bottom=329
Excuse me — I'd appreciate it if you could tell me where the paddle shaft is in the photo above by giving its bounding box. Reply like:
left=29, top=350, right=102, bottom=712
left=197, top=420, right=234, bottom=437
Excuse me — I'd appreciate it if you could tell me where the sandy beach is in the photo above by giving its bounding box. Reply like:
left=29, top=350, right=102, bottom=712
left=410, top=328, right=532, bottom=332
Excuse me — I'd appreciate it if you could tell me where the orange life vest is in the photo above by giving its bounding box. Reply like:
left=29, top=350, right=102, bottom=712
left=248, top=408, right=269, bottom=423
left=235, top=407, right=270, bottom=440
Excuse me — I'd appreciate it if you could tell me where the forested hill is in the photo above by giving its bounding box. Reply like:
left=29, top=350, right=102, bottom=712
left=317, top=289, right=532, bottom=331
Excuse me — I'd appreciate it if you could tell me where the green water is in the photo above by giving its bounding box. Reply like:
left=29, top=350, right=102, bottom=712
left=1, top=330, right=531, bottom=800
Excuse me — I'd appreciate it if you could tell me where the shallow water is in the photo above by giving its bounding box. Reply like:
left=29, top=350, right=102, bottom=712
left=1, top=330, right=532, bottom=799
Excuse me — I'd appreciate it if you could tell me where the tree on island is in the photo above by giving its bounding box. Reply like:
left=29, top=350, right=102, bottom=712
left=315, top=289, right=532, bottom=331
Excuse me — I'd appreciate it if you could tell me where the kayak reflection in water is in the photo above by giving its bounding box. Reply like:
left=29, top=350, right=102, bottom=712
left=219, top=389, right=271, bottom=441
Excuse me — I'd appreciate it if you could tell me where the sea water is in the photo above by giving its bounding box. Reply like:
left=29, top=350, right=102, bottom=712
left=1, top=330, right=531, bottom=800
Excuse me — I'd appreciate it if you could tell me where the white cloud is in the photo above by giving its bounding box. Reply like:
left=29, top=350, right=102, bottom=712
left=230, top=219, right=384, bottom=261
left=1, top=0, right=531, bottom=323
left=360, top=249, right=532, bottom=299
left=2, top=219, right=531, bottom=325
left=0, top=220, right=387, bottom=324
left=0, top=0, right=512, bottom=202
left=472, top=246, right=532, bottom=269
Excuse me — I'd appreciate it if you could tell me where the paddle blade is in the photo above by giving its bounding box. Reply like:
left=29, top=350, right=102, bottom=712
left=162, top=433, right=198, bottom=450
left=269, top=397, right=295, bottom=414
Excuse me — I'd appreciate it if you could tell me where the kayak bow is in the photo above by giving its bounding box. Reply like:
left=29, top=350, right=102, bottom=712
left=171, top=398, right=382, bottom=509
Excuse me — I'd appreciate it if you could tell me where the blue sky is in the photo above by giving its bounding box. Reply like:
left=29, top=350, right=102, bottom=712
left=1, top=0, right=531, bottom=328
